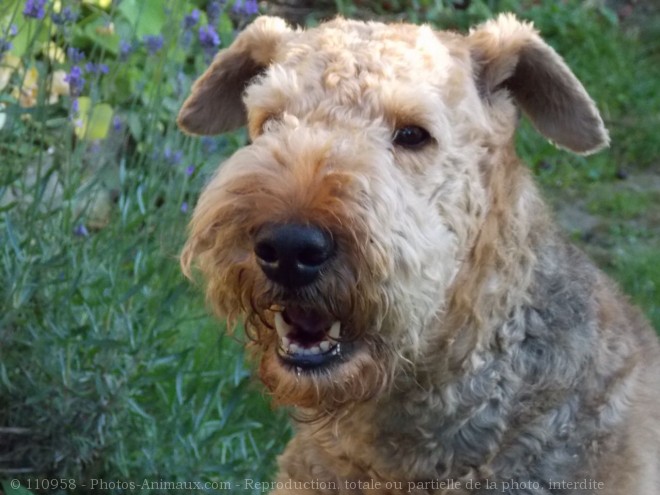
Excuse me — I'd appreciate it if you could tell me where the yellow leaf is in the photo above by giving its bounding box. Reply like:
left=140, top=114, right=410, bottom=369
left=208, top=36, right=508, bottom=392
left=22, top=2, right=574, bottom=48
left=96, top=22, right=115, bottom=36
left=83, top=0, right=113, bottom=9
left=74, top=97, right=114, bottom=140
left=0, top=104, right=6, bottom=130
left=23, top=66, right=38, bottom=88
left=13, top=66, right=39, bottom=108
left=0, top=54, right=22, bottom=92
left=48, top=70, right=70, bottom=104
left=43, top=42, right=66, bottom=63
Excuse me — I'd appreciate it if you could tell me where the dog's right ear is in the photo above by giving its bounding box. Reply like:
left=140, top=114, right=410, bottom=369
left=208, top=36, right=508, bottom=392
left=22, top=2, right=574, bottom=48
left=177, top=16, right=293, bottom=136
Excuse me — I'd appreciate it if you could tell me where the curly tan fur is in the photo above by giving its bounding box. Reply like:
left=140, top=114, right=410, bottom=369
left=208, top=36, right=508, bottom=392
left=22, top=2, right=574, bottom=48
left=178, top=14, right=660, bottom=494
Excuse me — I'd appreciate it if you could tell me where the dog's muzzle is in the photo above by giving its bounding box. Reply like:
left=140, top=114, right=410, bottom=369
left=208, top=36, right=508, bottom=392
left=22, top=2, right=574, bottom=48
left=253, top=222, right=348, bottom=368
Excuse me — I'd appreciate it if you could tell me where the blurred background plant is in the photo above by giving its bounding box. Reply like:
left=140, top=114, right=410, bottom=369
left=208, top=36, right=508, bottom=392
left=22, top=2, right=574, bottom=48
left=0, top=0, right=658, bottom=493
left=1, top=1, right=286, bottom=493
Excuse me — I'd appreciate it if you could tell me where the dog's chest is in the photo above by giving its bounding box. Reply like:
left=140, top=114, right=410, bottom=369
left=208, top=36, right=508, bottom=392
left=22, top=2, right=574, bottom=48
left=320, top=368, right=510, bottom=487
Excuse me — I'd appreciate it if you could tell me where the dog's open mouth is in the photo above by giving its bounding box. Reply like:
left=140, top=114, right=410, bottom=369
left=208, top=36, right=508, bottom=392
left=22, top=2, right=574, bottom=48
left=272, top=305, right=344, bottom=369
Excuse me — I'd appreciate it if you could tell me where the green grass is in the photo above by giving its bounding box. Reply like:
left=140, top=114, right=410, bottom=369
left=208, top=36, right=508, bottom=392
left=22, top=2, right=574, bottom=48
left=611, top=248, right=660, bottom=329
left=0, top=0, right=658, bottom=493
left=587, top=190, right=656, bottom=220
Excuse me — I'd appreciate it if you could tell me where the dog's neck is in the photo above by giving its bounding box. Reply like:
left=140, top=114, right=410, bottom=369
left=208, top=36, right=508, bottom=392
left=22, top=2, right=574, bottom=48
left=421, top=144, right=552, bottom=374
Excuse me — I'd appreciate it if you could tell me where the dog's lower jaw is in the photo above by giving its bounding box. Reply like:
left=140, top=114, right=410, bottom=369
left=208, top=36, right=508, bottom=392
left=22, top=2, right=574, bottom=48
left=258, top=339, right=392, bottom=410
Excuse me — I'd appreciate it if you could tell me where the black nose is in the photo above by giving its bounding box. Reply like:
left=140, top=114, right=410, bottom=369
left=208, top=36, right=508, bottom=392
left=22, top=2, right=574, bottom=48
left=254, top=223, right=334, bottom=288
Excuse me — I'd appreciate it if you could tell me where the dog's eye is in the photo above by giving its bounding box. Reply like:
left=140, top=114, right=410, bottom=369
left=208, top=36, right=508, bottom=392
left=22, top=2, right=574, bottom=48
left=393, top=126, right=431, bottom=149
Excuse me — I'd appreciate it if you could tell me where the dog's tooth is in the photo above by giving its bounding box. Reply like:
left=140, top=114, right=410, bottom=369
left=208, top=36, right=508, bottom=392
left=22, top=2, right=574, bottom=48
left=319, top=341, right=331, bottom=352
left=289, top=343, right=301, bottom=355
left=328, top=321, right=341, bottom=340
left=281, top=336, right=291, bottom=348
left=274, top=312, right=292, bottom=339
left=308, top=345, right=321, bottom=355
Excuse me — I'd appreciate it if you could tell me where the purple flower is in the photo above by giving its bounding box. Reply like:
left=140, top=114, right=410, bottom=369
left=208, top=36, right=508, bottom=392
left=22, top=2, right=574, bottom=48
left=74, top=224, right=90, bottom=237
left=201, top=136, right=219, bottom=154
left=207, top=1, right=223, bottom=25
left=67, top=47, right=85, bottom=64
left=112, top=115, right=122, bottom=132
left=183, top=9, right=200, bottom=29
left=198, top=25, right=220, bottom=50
left=247, top=0, right=259, bottom=15
left=185, top=165, right=195, bottom=177
left=1, top=24, right=17, bottom=53
left=143, top=34, right=164, bottom=55
left=23, top=0, right=47, bottom=19
left=51, top=6, right=78, bottom=25
left=0, top=39, right=12, bottom=54
left=65, top=66, right=86, bottom=97
left=175, top=71, right=187, bottom=98
left=181, top=30, right=193, bottom=47
left=180, top=9, right=200, bottom=48
left=163, top=147, right=184, bottom=165
left=232, top=0, right=258, bottom=16
left=180, top=201, right=189, bottom=213
left=85, top=62, right=109, bottom=74
left=119, top=40, right=134, bottom=60
left=71, top=99, right=83, bottom=127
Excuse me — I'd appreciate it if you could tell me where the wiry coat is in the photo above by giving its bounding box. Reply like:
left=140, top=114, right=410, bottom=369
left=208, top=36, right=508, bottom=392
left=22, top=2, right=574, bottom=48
left=178, top=15, right=660, bottom=494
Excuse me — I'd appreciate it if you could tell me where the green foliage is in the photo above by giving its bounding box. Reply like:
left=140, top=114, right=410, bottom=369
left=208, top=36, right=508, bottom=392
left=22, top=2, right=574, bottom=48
left=587, top=190, right=655, bottom=220
left=1, top=0, right=288, bottom=493
left=611, top=247, right=660, bottom=329
left=0, top=0, right=658, bottom=493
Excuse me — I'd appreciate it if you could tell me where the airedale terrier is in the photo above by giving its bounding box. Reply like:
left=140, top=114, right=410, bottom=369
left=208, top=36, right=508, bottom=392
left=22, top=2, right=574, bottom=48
left=178, top=14, right=660, bottom=494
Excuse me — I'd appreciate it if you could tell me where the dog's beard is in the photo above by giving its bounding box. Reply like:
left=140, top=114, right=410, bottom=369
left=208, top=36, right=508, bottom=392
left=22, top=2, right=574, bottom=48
left=235, top=274, right=395, bottom=411
left=256, top=332, right=391, bottom=410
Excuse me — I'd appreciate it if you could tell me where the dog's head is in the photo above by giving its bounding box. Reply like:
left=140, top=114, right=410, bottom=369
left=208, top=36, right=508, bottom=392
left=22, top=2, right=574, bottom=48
left=178, top=15, right=608, bottom=410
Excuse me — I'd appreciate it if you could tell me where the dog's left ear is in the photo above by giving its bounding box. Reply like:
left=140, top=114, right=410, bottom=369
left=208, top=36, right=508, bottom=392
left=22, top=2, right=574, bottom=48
left=468, top=14, right=609, bottom=155
left=178, top=16, right=293, bottom=136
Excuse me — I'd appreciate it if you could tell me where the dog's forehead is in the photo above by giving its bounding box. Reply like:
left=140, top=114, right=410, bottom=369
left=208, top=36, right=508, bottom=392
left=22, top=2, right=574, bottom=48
left=246, top=19, right=469, bottom=128
left=278, top=19, right=461, bottom=80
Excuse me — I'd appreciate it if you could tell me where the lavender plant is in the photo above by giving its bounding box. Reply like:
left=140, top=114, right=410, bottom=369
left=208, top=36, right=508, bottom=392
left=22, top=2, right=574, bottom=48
left=0, top=1, right=284, bottom=493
